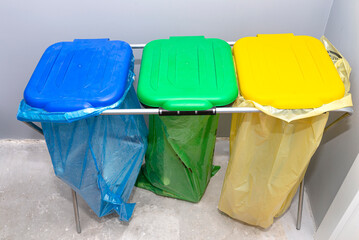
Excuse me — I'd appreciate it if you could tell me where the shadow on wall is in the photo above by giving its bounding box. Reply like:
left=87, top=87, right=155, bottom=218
left=308, top=112, right=352, bottom=174
left=306, top=111, right=352, bottom=182
left=322, top=112, right=351, bottom=145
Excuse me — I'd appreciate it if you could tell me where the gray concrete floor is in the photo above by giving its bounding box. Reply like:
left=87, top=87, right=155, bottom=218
left=0, top=139, right=315, bottom=240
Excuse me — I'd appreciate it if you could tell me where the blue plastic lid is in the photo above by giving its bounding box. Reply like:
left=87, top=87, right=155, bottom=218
left=24, top=39, right=133, bottom=112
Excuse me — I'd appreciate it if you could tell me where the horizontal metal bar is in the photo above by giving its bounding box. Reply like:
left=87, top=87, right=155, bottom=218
left=130, top=41, right=236, bottom=50
left=101, top=108, right=159, bottom=115
left=100, top=107, right=353, bottom=116
left=216, top=107, right=260, bottom=114
left=130, top=44, right=147, bottom=49
left=331, top=107, right=354, bottom=115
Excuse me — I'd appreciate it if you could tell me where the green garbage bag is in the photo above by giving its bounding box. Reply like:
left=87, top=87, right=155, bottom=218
left=136, top=114, right=220, bottom=202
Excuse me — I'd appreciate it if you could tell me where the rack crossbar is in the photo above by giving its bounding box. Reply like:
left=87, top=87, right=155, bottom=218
left=100, top=107, right=353, bottom=116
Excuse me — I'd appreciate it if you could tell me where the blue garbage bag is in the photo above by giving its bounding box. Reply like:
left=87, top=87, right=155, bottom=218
left=17, top=63, right=148, bottom=221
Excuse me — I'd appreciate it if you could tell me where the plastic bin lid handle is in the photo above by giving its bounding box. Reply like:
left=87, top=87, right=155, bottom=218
left=162, top=100, right=213, bottom=111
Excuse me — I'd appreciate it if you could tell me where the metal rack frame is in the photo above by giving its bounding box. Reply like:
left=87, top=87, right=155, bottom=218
left=22, top=42, right=353, bottom=233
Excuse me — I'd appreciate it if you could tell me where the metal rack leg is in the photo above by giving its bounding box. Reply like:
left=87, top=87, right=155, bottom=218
left=295, top=112, right=350, bottom=230
left=23, top=122, right=82, bottom=233
left=71, top=189, right=81, bottom=233
left=296, top=179, right=304, bottom=230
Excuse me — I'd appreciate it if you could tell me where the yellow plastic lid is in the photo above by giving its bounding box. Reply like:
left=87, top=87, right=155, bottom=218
left=233, top=34, right=345, bottom=109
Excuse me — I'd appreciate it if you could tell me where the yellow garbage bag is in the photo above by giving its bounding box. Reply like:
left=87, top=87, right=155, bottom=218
left=218, top=36, right=352, bottom=228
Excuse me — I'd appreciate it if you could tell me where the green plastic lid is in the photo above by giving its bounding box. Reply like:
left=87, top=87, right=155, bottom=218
left=137, top=36, right=238, bottom=111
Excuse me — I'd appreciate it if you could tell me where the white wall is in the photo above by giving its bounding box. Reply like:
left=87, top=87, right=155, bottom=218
left=306, top=0, right=359, bottom=227
left=315, top=154, right=359, bottom=239
left=0, top=0, right=334, bottom=138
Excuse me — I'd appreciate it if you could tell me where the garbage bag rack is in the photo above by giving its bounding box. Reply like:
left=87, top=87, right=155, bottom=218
left=23, top=42, right=353, bottom=233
